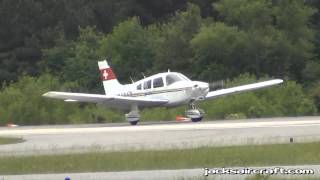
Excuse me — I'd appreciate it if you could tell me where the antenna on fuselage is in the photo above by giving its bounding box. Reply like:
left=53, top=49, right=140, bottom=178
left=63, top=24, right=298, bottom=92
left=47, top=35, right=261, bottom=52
left=168, top=69, right=170, bottom=72
left=130, top=76, right=135, bottom=83
left=141, top=72, right=146, bottom=79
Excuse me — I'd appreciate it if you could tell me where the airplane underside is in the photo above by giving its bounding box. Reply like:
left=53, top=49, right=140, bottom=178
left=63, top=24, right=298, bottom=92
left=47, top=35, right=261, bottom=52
left=125, top=101, right=205, bottom=125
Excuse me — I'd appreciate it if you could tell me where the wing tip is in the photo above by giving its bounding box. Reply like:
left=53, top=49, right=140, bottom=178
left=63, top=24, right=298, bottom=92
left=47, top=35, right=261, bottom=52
left=42, top=92, right=50, bottom=97
left=42, top=91, right=58, bottom=98
left=274, top=79, right=284, bottom=84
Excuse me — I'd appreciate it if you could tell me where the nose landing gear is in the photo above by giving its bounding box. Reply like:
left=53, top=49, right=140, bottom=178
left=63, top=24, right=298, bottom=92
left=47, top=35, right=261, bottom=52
left=185, top=102, right=205, bottom=122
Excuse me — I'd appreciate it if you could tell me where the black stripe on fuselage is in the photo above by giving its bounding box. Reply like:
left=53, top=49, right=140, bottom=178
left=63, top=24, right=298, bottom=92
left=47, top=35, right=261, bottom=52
left=118, top=87, right=192, bottom=97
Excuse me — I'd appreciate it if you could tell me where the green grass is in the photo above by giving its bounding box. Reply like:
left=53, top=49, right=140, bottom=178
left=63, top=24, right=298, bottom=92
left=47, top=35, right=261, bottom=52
left=0, top=137, right=24, bottom=145
left=0, top=142, right=320, bottom=175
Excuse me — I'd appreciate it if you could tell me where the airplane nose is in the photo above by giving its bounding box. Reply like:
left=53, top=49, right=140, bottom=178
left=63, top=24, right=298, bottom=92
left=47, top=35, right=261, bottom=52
left=193, top=82, right=209, bottom=94
left=193, top=82, right=208, bottom=90
left=199, top=82, right=209, bottom=91
left=191, top=81, right=209, bottom=100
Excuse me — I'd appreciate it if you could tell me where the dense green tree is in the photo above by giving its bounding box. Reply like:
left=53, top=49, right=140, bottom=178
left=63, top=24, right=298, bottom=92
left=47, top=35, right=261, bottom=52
left=273, top=0, right=316, bottom=81
left=0, top=74, right=123, bottom=125
left=214, top=0, right=273, bottom=30
left=1, top=0, right=318, bottom=85
left=0, top=74, right=76, bottom=125
left=62, top=27, right=104, bottom=92
left=151, top=3, right=202, bottom=78
left=210, top=0, right=316, bottom=81
left=99, top=17, right=155, bottom=83
left=42, top=28, right=102, bottom=92
left=41, top=33, right=74, bottom=74
left=0, top=0, right=192, bottom=85
left=191, top=23, right=248, bottom=81
left=201, top=74, right=317, bottom=119
left=0, top=0, right=64, bottom=83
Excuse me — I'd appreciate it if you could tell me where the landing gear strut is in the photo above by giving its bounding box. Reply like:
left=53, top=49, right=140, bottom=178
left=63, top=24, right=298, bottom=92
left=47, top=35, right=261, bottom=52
left=125, top=105, right=140, bottom=125
left=185, top=102, right=205, bottom=122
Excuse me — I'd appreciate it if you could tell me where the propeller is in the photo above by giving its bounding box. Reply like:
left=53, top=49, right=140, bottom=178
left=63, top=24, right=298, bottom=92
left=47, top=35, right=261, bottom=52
left=208, top=80, right=225, bottom=91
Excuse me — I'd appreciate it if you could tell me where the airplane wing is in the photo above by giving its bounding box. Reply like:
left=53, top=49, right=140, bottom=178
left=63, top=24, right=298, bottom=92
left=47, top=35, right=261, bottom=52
left=42, top=91, right=169, bottom=107
left=205, top=79, right=283, bottom=100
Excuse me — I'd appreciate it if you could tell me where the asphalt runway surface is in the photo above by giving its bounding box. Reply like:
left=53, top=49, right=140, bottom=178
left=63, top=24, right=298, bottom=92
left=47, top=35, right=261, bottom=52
left=0, top=116, right=320, bottom=155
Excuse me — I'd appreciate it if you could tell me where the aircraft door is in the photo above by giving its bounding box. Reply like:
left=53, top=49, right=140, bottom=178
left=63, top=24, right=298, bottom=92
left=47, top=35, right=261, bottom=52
left=143, top=80, right=152, bottom=96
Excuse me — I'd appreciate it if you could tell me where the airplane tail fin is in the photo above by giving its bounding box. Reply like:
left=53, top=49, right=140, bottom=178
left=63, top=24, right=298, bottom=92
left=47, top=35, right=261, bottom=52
left=98, top=60, right=123, bottom=95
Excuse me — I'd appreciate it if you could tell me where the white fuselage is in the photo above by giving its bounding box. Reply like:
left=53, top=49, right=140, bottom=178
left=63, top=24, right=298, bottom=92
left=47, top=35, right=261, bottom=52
left=115, top=72, right=209, bottom=108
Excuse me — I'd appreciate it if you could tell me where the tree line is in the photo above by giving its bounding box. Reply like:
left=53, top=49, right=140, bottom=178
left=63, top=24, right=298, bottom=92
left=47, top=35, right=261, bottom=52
left=0, top=0, right=319, bottom=125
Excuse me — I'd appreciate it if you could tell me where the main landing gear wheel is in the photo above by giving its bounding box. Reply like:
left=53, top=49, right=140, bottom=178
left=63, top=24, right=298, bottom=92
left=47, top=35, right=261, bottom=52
left=130, top=121, right=139, bottom=125
left=126, top=105, right=140, bottom=125
left=185, top=102, right=205, bottom=122
left=191, top=117, right=203, bottom=122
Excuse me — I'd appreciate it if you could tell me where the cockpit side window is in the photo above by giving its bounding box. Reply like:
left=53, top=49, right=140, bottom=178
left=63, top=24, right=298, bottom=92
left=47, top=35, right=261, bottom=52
left=153, top=77, right=164, bottom=88
left=143, top=80, right=152, bottom=89
left=166, top=74, right=182, bottom=86
left=137, top=84, right=142, bottom=90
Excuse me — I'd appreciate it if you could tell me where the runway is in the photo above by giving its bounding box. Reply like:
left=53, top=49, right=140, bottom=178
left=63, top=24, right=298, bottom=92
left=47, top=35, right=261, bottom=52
left=0, top=116, right=320, bottom=155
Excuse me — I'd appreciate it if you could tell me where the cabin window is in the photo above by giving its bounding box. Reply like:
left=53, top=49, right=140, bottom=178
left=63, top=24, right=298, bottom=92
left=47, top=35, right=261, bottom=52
left=153, top=77, right=164, bottom=88
left=166, top=74, right=182, bottom=86
left=143, top=80, right=152, bottom=89
left=137, top=84, right=142, bottom=90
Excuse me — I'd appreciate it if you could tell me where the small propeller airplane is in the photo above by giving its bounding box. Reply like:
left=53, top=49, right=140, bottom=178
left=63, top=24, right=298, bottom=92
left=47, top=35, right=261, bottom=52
left=43, top=60, right=283, bottom=125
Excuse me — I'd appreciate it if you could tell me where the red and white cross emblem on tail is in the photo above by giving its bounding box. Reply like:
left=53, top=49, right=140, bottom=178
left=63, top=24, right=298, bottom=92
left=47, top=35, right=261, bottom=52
left=100, top=68, right=116, bottom=81
left=103, top=70, right=108, bottom=79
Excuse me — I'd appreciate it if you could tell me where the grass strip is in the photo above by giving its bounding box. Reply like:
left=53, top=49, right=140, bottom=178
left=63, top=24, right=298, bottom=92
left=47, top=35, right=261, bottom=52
left=1, top=142, right=319, bottom=175
left=0, top=137, right=24, bottom=145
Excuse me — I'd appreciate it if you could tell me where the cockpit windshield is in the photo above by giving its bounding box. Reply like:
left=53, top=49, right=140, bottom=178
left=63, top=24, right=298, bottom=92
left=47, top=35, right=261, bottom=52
left=166, top=74, right=183, bottom=86
left=178, top=74, right=191, bottom=81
